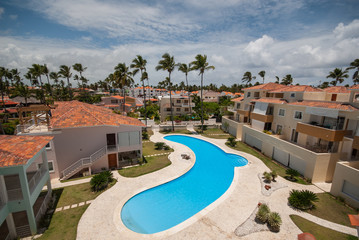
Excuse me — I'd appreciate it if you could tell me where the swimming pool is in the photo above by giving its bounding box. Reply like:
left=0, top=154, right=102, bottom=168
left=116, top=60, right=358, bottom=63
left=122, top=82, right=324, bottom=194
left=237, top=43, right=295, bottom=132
left=121, top=135, right=248, bottom=234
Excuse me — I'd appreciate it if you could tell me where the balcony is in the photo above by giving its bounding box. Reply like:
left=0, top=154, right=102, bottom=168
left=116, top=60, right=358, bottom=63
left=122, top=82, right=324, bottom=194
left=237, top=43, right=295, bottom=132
left=237, top=109, right=250, bottom=117
left=181, top=103, right=194, bottom=107
left=296, top=122, right=352, bottom=142
left=352, top=136, right=359, bottom=150
left=250, top=112, right=273, bottom=123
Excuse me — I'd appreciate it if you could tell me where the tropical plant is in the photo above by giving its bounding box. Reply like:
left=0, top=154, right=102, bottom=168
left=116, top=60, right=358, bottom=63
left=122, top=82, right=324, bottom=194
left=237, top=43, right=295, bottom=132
left=156, top=53, right=176, bottom=130
left=190, top=54, right=215, bottom=133
left=28, top=64, right=46, bottom=103
left=281, top=74, right=293, bottom=85
left=267, top=212, right=282, bottom=232
left=242, top=71, right=253, bottom=85
left=271, top=170, right=278, bottom=182
left=142, top=131, right=149, bottom=140
left=346, top=59, right=359, bottom=84
left=286, top=168, right=300, bottom=181
left=256, top=203, right=270, bottom=223
left=288, top=189, right=319, bottom=210
left=59, top=65, right=73, bottom=100
left=275, top=76, right=280, bottom=83
left=263, top=171, right=272, bottom=183
left=155, top=142, right=166, bottom=150
left=258, top=70, right=266, bottom=84
left=222, top=122, right=229, bottom=133
left=226, top=137, right=237, bottom=147
left=114, top=62, right=134, bottom=113
left=178, top=63, right=192, bottom=115
left=0, top=67, right=6, bottom=109
left=90, top=170, right=114, bottom=192
left=326, top=68, right=349, bottom=86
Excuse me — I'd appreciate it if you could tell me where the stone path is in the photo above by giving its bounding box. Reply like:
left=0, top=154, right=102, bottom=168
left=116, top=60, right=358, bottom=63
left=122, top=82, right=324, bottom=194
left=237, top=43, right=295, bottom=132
left=186, top=125, right=198, bottom=134
left=144, top=152, right=170, bottom=158
left=55, top=200, right=93, bottom=212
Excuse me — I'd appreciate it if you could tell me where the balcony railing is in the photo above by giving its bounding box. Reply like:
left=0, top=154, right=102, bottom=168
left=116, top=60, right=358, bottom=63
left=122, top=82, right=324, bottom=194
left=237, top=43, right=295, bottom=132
left=250, top=112, right=273, bottom=123
left=7, top=188, right=23, bottom=201
left=237, top=109, right=250, bottom=117
left=35, top=191, right=51, bottom=225
left=296, top=122, right=351, bottom=142
left=28, top=166, right=48, bottom=194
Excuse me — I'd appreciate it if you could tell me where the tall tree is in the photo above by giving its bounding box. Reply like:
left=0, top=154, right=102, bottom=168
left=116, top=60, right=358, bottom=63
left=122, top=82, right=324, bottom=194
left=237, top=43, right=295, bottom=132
left=190, top=54, right=215, bottom=132
left=50, top=72, right=61, bottom=100
left=29, top=64, right=46, bottom=103
left=0, top=67, right=6, bottom=109
left=114, top=62, right=134, bottom=114
left=275, top=76, right=280, bottom=83
left=242, top=71, right=253, bottom=85
left=156, top=53, right=176, bottom=131
left=347, top=59, right=359, bottom=84
left=42, top=64, right=53, bottom=99
left=131, top=55, right=148, bottom=126
left=59, top=65, right=73, bottom=100
left=326, top=68, right=349, bottom=86
left=258, top=70, right=266, bottom=84
left=73, top=63, right=87, bottom=91
left=281, top=74, right=293, bottom=85
left=177, top=63, right=192, bottom=115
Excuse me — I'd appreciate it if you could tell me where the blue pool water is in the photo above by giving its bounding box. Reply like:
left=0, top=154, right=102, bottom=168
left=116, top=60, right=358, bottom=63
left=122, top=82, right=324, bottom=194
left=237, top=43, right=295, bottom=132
left=121, top=135, right=248, bottom=234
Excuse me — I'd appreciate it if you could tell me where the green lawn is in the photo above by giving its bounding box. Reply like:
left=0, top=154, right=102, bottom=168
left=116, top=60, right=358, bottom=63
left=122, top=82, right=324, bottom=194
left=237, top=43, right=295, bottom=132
left=290, top=215, right=357, bottom=240
left=305, top=193, right=358, bottom=228
left=38, top=205, right=88, bottom=240
left=118, top=155, right=171, bottom=177
left=142, top=141, right=174, bottom=156
left=228, top=141, right=310, bottom=184
left=160, top=129, right=193, bottom=134
left=198, top=127, right=231, bottom=139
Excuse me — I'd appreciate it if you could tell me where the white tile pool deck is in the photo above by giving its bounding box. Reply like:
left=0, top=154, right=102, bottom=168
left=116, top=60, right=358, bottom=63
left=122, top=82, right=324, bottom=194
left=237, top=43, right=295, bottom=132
left=76, top=130, right=357, bottom=240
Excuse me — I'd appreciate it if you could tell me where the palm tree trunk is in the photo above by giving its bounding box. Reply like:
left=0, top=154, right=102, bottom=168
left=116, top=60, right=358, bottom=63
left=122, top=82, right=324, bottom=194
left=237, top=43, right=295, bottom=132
left=45, top=75, right=54, bottom=100
left=186, top=74, right=192, bottom=116
left=123, top=88, right=126, bottom=114
left=141, top=70, right=147, bottom=127
left=200, top=73, right=204, bottom=133
left=67, top=78, right=72, bottom=100
left=38, top=76, right=45, bottom=104
left=169, top=73, right=174, bottom=132
left=0, top=78, right=5, bottom=109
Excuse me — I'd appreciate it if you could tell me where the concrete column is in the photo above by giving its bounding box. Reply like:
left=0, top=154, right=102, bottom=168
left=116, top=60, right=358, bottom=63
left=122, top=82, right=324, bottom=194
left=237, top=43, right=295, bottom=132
left=6, top=213, right=17, bottom=239
left=18, top=167, right=37, bottom=235
left=0, top=175, right=8, bottom=204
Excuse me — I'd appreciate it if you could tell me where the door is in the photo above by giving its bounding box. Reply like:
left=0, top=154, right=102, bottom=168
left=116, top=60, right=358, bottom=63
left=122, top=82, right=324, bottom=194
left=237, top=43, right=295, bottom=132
left=106, top=133, right=116, bottom=146
left=108, top=154, right=117, bottom=169
left=331, top=94, right=337, bottom=101
left=291, top=129, right=298, bottom=143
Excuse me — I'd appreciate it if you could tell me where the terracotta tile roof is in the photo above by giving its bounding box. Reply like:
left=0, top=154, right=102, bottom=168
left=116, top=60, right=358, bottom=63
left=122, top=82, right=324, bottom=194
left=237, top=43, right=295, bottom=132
left=104, top=104, right=118, bottom=108
left=289, top=100, right=359, bottom=111
left=0, top=135, right=53, bottom=167
left=50, top=101, right=145, bottom=129
left=349, top=85, right=359, bottom=90
left=111, top=96, right=124, bottom=100
left=0, top=108, right=18, bottom=114
left=149, top=98, right=158, bottom=101
left=231, top=96, right=244, bottom=102
left=124, top=104, right=131, bottom=107
left=252, top=98, right=288, bottom=104
left=323, top=86, right=350, bottom=93
left=0, top=100, right=19, bottom=106
left=243, top=82, right=286, bottom=91
left=269, top=85, right=322, bottom=93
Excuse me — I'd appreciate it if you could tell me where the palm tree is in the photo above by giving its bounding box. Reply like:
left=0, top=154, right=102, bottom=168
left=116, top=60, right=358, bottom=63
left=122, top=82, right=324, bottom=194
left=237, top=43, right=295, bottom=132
left=326, top=68, right=349, bottom=86
left=177, top=63, right=192, bottom=115
left=29, top=64, right=46, bottom=103
left=0, top=67, right=6, bottom=109
left=114, top=63, right=134, bottom=114
left=59, top=65, right=73, bottom=100
left=50, top=72, right=61, bottom=100
left=347, top=59, right=359, bottom=84
left=258, top=70, right=266, bottom=84
left=275, top=76, right=280, bottom=83
left=190, top=54, right=215, bottom=132
left=131, top=55, right=148, bottom=126
left=156, top=53, right=176, bottom=131
left=10, top=68, right=21, bottom=86
left=281, top=74, right=293, bottom=85
left=242, top=71, right=252, bottom=85
left=42, top=64, right=53, bottom=99
left=73, top=63, right=87, bottom=91
left=16, top=82, right=31, bottom=105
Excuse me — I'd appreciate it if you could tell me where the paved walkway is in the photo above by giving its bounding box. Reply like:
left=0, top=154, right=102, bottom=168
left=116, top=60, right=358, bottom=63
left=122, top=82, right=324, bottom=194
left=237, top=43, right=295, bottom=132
left=186, top=125, right=198, bottom=134
left=76, top=129, right=357, bottom=239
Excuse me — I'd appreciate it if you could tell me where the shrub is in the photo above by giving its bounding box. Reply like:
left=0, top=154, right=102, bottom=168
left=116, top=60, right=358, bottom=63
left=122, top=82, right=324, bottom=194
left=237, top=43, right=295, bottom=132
left=268, top=212, right=282, bottom=232
left=263, top=171, right=272, bottom=183
left=142, top=131, right=149, bottom=140
left=286, top=168, right=300, bottom=181
left=256, top=203, right=270, bottom=223
left=200, top=125, right=208, bottom=131
left=163, top=145, right=170, bottom=150
left=271, top=171, right=278, bottom=182
left=90, top=171, right=114, bottom=192
left=288, top=189, right=319, bottom=210
left=155, top=142, right=165, bottom=150
left=226, top=137, right=237, bottom=147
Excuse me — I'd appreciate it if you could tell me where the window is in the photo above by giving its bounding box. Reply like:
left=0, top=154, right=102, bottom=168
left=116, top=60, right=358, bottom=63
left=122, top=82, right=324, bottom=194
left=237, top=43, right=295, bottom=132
left=176, top=108, right=181, bottom=111
left=176, top=100, right=181, bottom=103
left=184, top=108, right=189, bottom=112
left=254, top=92, right=260, bottom=98
left=290, top=92, right=296, bottom=98
left=111, top=100, right=118, bottom=104
left=291, top=129, right=298, bottom=143
left=278, top=109, right=285, bottom=116
left=118, top=131, right=140, bottom=146
left=294, top=111, right=302, bottom=120
left=184, top=100, right=188, bottom=104
left=236, top=103, right=241, bottom=109
left=247, top=92, right=251, bottom=97
left=276, top=125, right=283, bottom=135
left=46, top=142, right=51, bottom=150
left=38, top=161, right=54, bottom=173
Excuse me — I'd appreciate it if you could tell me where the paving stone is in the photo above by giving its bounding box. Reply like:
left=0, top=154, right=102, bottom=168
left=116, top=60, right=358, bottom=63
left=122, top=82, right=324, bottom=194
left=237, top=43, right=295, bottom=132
left=71, top=204, right=78, bottom=208
left=63, top=205, right=70, bottom=210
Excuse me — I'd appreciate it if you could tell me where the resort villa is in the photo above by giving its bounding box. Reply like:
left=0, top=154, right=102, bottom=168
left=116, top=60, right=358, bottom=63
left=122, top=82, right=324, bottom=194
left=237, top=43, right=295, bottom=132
left=97, top=95, right=143, bottom=113
left=159, top=95, right=194, bottom=121
left=223, top=82, right=359, bottom=207
left=0, top=135, right=53, bottom=239
left=16, top=101, right=145, bottom=180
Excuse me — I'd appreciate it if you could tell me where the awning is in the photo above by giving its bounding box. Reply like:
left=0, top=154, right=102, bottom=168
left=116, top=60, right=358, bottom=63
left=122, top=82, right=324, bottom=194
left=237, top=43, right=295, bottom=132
left=306, top=107, right=338, bottom=118
left=253, top=102, right=269, bottom=115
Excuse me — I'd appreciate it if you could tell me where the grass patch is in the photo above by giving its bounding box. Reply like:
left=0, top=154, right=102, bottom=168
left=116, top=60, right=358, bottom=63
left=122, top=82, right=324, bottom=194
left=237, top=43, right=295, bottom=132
left=142, top=141, right=174, bottom=156
left=197, top=127, right=231, bottom=139
left=290, top=215, right=357, bottom=240
left=38, top=205, right=89, bottom=240
left=305, top=193, right=358, bottom=228
left=54, top=182, right=115, bottom=207
left=160, top=129, right=193, bottom=134
left=60, top=174, right=93, bottom=183
left=118, top=155, right=171, bottom=177
left=228, top=141, right=310, bottom=185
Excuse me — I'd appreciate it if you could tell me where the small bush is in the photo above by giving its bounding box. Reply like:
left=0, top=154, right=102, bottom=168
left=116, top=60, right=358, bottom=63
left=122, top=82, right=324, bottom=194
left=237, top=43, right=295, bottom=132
left=271, top=170, right=278, bottom=182
left=268, top=212, right=282, bottom=232
left=226, top=137, right=237, bottom=147
left=142, top=131, right=149, bottom=140
left=256, top=203, right=270, bottom=223
left=288, top=189, right=319, bottom=210
left=163, top=145, right=170, bottom=150
left=286, top=168, right=300, bottom=181
left=155, top=142, right=165, bottom=150
left=90, top=171, right=114, bottom=192
left=263, top=171, right=272, bottom=183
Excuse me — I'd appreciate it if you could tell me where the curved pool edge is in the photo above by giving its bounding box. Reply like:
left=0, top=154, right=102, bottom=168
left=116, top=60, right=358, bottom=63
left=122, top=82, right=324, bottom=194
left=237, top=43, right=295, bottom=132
left=115, top=134, right=249, bottom=239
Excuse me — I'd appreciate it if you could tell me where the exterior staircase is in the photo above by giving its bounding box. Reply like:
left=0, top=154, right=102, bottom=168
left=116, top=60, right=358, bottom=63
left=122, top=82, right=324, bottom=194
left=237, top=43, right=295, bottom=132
left=61, top=146, right=107, bottom=180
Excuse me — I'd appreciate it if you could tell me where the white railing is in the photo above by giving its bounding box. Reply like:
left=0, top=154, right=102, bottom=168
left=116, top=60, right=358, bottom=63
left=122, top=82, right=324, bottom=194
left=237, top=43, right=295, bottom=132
left=28, top=167, right=47, bottom=194
left=61, top=145, right=107, bottom=179
left=36, top=192, right=51, bottom=224
left=16, top=225, right=31, bottom=238
left=7, top=188, right=23, bottom=201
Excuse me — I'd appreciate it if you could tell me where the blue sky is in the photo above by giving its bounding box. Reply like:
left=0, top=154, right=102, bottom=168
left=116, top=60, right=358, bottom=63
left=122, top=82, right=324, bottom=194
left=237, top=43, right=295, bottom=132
left=0, top=0, right=359, bottom=87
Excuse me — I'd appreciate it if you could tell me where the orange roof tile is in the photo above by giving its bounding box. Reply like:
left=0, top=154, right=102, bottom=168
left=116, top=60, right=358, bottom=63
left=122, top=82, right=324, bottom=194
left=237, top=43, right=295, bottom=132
left=0, top=108, right=18, bottom=114
left=231, top=96, right=244, bottom=102
left=289, top=101, right=359, bottom=111
left=348, top=214, right=359, bottom=226
left=0, top=100, right=19, bottom=105
left=269, top=85, right=322, bottom=93
left=243, top=82, right=286, bottom=91
left=50, top=101, right=145, bottom=129
left=252, top=98, right=288, bottom=104
left=323, top=86, right=350, bottom=93
left=149, top=98, right=158, bottom=101
left=111, top=96, right=124, bottom=100
left=349, top=85, right=359, bottom=89
left=0, top=135, right=53, bottom=167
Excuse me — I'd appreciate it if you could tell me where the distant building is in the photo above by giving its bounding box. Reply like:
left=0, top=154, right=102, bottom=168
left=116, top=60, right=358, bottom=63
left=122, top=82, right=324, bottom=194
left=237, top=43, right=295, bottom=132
left=159, top=95, right=194, bottom=121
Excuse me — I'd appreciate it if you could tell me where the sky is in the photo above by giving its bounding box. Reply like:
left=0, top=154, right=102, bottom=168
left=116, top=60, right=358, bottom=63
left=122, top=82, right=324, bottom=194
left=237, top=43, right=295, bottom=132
left=0, top=0, right=359, bottom=88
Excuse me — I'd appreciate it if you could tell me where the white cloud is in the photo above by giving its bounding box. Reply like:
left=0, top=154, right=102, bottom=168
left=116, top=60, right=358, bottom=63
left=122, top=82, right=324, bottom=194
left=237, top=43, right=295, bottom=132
left=333, top=19, right=359, bottom=40
left=0, top=7, right=4, bottom=18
